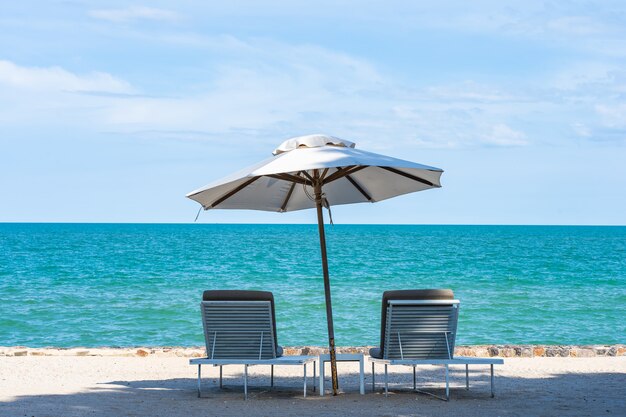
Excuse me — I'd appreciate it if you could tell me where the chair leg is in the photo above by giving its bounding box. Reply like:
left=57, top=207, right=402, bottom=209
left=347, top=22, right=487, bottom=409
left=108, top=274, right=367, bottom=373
left=371, top=362, right=375, bottom=392
left=270, top=365, right=274, bottom=389
left=445, top=365, right=449, bottom=401
left=490, top=364, right=495, bottom=398
left=244, top=365, right=248, bottom=400
left=313, top=361, right=316, bottom=393
left=320, top=360, right=325, bottom=396
left=412, top=365, right=416, bottom=390
left=465, top=364, right=469, bottom=390
left=359, top=357, right=365, bottom=395
left=197, top=364, right=201, bottom=398
left=219, top=365, right=223, bottom=389
left=384, top=364, right=388, bottom=397
left=303, top=363, right=307, bottom=398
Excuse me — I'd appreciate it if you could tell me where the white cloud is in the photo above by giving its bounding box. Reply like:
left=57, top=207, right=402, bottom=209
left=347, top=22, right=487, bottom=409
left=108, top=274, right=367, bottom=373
left=96, top=37, right=388, bottom=137
left=546, top=16, right=610, bottom=36
left=481, top=124, right=528, bottom=147
left=0, top=60, right=137, bottom=128
left=3, top=25, right=625, bottom=149
left=551, top=63, right=619, bottom=91
left=595, top=104, right=626, bottom=129
left=572, top=123, right=592, bottom=138
left=0, top=44, right=538, bottom=150
left=0, top=60, right=133, bottom=94
left=88, top=6, right=181, bottom=23
left=391, top=3, right=626, bottom=57
left=421, top=82, right=517, bottom=103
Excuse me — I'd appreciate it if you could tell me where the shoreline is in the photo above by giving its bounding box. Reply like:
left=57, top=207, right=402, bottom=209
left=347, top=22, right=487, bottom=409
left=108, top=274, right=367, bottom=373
left=2, top=344, right=624, bottom=358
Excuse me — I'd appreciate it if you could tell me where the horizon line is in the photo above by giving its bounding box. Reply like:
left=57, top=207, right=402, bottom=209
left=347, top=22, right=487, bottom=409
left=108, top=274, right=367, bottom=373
left=1, top=222, right=624, bottom=227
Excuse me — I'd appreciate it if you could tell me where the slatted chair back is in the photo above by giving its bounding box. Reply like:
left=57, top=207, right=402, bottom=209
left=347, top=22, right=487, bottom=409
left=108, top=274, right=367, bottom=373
left=383, top=299, right=460, bottom=360
left=201, top=300, right=277, bottom=360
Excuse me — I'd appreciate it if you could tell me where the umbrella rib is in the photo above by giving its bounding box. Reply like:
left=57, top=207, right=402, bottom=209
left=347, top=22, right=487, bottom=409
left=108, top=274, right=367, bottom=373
left=300, top=170, right=315, bottom=183
left=210, top=176, right=260, bottom=208
left=266, top=173, right=309, bottom=185
left=345, top=165, right=367, bottom=176
left=322, top=166, right=355, bottom=184
left=380, top=166, right=438, bottom=187
left=323, top=165, right=366, bottom=185
left=345, top=174, right=372, bottom=202
left=322, top=166, right=354, bottom=183
left=280, top=181, right=297, bottom=212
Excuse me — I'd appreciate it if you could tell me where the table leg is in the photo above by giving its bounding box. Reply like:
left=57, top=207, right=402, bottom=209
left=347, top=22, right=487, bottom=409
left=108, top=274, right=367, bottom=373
left=465, top=364, right=469, bottom=390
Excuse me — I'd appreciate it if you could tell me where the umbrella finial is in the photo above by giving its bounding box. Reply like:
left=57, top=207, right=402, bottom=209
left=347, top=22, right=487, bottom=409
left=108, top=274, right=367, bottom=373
left=273, top=134, right=355, bottom=155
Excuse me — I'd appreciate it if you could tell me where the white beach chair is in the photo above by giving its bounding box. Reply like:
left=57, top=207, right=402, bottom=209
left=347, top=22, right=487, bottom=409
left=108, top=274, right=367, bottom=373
left=369, top=289, right=503, bottom=400
left=189, top=290, right=316, bottom=400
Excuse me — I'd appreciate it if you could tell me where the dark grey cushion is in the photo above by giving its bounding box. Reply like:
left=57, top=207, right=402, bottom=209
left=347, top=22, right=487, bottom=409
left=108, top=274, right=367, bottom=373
left=376, top=289, right=454, bottom=359
left=202, top=289, right=274, bottom=303
left=369, top=347, right=382, bottom=359
left=202, top=290, right=281, bottom=357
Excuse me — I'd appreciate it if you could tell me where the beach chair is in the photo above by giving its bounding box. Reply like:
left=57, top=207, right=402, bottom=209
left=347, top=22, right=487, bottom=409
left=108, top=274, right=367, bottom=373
left=190, top=290, right=317, bottom=399
left=369, top=289, right=503, bottom=400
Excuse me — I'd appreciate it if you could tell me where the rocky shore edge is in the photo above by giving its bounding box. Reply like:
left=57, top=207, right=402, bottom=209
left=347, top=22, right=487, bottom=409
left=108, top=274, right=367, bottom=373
left=2, top=345, right=624, bottom=358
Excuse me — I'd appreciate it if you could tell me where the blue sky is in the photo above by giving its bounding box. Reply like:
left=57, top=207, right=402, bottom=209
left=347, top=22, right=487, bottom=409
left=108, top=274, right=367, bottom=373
left=1, top=1, right=625, bottom=224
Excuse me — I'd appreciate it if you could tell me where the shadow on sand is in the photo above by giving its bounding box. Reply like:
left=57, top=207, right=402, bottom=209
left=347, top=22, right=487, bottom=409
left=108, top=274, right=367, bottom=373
left=2, top=366, right=625, bottom=417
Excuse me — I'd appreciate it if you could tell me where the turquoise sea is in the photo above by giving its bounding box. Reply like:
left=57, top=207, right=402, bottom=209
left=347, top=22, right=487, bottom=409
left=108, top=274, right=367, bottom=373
left=0, top=223, right=624, bottom=348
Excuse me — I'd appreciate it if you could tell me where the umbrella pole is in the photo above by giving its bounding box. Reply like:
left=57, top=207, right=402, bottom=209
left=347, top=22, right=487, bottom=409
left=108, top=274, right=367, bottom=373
left=314, top=182, right=339, bottom=396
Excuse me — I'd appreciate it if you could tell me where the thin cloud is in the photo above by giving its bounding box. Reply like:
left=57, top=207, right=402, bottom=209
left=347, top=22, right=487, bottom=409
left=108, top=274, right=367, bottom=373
left=596, top=104, right=626, bottom=129
left=482, top=124, right=528, bottom=147
left=1, top=29, right=623, bottom=149
left=0, top=60, right=133, bottom=94
left=88, top=6, right=181, bottom=23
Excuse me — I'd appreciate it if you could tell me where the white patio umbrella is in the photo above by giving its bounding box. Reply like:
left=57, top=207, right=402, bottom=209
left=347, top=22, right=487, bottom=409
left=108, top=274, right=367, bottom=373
left=186, top=134, right=443, bottom=395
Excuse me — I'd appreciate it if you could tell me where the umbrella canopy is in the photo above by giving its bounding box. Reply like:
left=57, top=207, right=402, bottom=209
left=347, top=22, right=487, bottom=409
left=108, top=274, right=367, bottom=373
left=186, top=134, right=443, bottom=396
left=187, top=134, right=443, bottom=212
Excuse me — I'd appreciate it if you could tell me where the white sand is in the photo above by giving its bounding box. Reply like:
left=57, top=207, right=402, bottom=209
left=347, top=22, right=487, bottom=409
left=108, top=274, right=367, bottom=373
left=1, top=356, right=625, bottom=416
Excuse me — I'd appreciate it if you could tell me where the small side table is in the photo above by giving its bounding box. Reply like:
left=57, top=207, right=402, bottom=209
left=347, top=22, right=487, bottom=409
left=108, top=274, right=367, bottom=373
left=318, top=353, right=365, bottom=395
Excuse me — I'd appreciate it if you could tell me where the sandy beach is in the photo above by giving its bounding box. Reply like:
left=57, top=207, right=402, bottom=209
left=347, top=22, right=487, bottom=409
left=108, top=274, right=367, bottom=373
left=1, top=353, right=624, bottom=417
left=3, top=2, right=626, bottom=417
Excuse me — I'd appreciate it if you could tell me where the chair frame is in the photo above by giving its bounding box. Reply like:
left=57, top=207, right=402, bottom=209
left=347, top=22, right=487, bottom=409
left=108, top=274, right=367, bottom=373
left=190, top=299, right=316, bottom=399
left=369, top=298, right=503, bottom=400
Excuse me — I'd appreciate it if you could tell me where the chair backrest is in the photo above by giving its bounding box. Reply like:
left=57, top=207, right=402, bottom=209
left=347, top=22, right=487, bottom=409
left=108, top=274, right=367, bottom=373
left=201, top=290, right=278, bottom=360
left=379, top=289, right=459, bottom=360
